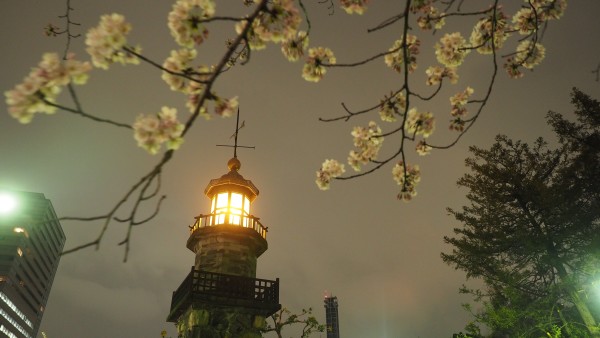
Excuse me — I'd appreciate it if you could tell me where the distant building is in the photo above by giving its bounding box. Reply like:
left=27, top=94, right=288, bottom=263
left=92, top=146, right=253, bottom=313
left=0, top=190, right=66, bottom=338
left=324, top=294, right=340, bottom=338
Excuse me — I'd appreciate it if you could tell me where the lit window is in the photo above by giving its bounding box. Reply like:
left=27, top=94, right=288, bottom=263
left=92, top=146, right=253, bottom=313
left=244, top=197, right=250, bottom=214
left=231, top=193, right=243, bottom=210
left=16, top=248, right=22, bottom=257
left=216, top=193, right=228, bottom=210
left=208, top=191, right=252, bottom=226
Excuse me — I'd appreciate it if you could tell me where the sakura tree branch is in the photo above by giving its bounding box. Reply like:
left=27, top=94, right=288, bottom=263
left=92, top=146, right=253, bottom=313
left=60, top=0, right=271, bottom=258
left=43, top=86, right=132, bottom=129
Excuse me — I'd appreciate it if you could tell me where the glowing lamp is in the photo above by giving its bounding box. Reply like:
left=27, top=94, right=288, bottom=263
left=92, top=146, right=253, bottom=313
left=0, top=192, right=18, bottom=215
left=204, top=157, right=259, bottom=229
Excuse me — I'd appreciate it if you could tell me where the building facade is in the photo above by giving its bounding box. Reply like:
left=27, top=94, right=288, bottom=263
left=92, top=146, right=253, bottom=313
left=167, top=157, right=280, bottom=338
left=324, top=294, right=340, bottom=338
left=0, top=191, right=65, bottom=338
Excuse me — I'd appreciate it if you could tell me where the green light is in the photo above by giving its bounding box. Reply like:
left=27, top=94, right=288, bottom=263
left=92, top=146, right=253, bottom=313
left=0, top=192, right=18, bottom=215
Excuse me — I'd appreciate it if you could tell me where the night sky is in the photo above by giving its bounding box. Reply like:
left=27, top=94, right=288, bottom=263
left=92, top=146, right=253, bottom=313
left=1, top=1, right=599, bottom=337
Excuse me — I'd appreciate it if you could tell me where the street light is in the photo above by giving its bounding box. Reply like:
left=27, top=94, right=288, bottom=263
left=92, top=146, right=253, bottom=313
left=0, top=192, right=18, bottom=215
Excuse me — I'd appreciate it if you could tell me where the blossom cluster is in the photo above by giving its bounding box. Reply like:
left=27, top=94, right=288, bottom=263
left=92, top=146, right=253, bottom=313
left=415, top=140, right=431, bottom=156
left=161, top=48, right=198, bottom=92
left=348, top=121, right=383, bottom=171
left=4, top=53, right=91, bottom=123
left=379, top=92, right=406, bottom=122
left=425, top=66, right=458, bottom=86
left=236, top=0, right=301, bottom=49
left=85, top=13, right=140, bottom=69
left=302, top=47, right=336, bottom=82
left=340, top=0, right=370, bottom=15
left=416, top=6, right=445, bottom=30
left=384, top=35, right=420, bottom=74
left=470, top=9, right=509, bottom=54
left=435, top=32, right=470, bottom=68
left=392, top=161, right=421, bottom=202
left=405, top=108, right=435, bottom=138
left=504, top=40, right=546, bottom=79
left=168, top=0, right=216, bottom=48
left=281, top=31, right=309, bottom=62
left=449, top=87, right=474, bottom=132
left=133, top=106, right=184, bottom=155
left=315, top=159, right=345, bottom=190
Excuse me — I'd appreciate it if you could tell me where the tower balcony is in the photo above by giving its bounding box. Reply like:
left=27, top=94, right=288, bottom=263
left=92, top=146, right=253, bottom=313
left=189, top=213, right=268, bottom=239
left=167, top=268, right=280, bottom=322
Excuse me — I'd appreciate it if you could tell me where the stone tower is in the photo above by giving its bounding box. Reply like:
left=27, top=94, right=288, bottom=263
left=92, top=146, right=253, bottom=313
left=167, top=157, right=280, bottom=338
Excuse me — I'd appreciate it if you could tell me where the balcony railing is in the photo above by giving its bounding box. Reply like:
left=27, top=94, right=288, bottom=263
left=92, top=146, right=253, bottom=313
left=167, top=268, right=280, bottom=322
left=189, top=213, right=268, bottom=239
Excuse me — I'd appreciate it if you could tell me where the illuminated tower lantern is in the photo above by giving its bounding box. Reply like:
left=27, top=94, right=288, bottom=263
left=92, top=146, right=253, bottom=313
left=167, top=114, right=280, bottom=338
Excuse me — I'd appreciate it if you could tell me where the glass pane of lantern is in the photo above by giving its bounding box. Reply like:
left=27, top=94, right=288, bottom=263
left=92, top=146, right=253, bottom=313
left=211, top=197, right=216, bottom=213
left=231, top=193, right=243, bottom=210
left=216, top=193, right=228, bottom=209
left=244, top=197, right=250, bottom=215
left=230, top=215, right=241, bottom=225
left=216, top=213, right=225, bottom=225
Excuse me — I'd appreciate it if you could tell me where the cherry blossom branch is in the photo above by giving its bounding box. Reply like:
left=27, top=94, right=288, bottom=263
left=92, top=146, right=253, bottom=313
left=323, top=46, right=401, bottom=68
left=60, top=0, right=271, bottom=258
left=44, top=0, right=82, bottom=60
left=43, top=85, right=132, bottom=129
left=117, top=174, right=167, bottom=262
left=319, top=86, right=405, bottom=122
left=122, top=46, right=215, bottom=84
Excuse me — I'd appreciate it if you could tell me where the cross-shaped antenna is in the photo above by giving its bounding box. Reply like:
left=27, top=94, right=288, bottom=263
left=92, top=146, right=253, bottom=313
left=216, top=108, right=255, bottom=158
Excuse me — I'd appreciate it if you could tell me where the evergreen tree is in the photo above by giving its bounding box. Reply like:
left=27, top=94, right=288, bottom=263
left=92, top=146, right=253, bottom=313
left=442, top=89, right=600, bottom=337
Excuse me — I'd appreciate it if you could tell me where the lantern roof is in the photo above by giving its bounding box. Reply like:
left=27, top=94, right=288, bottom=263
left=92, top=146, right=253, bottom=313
left=204, top=157, right=259, bottom=201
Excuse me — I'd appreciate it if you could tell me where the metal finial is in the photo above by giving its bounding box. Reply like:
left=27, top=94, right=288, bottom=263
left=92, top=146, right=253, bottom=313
left=216, top=108, right=255, bottom=166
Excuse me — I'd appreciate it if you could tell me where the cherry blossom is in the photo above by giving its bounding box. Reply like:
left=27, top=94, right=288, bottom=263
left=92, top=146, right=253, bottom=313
left=340, top=0, right=370, bottom=15
left=449, top=117, right=466, bottom=132
left=214, top=96, right=239, bottom=118
left=514, top=40, right=546, bottom=69
left=532, top=0, right=567, bottom=20
left=384, top=34, right=420, bottom=74
left=425, top=66, right=458, bottom=86
left=415, top=140, right=431, bottom=156
left=133, top=106, right=184, bottom=155
left=281, top=31, right=308, bottom=62
left=4, top=53, right=91, bottom=123
left=470, top=9, right=510, bottom=54
left=254, top=0, right=301, bottom=43
left=85, top=13, right=140, bottom=69
left=315, top=159, right=345, bottom=190
left=511, top=7, right=538, bottom=35
left=417, top=6, right=445, bottom=30
left=236, top=0, right=301, bottom=50
left=348, top=121, right=384, bottom=171
left=161, top=49, right=198, bottom=92
left=236, top=19, right=268, bottom=51
left=503, top=57, right=524, bottom=79
left=392, top=161, right=421, bottom=202
left=435, top=32, right=470, bottom=68
left=302, top=47, right=336, bottom=82
left=168, top=0, right=216, bottom=48
left=450, top=86, right=474, bottom=118
left=405, top=108, right=435, bottom=138
left=379, top=92, right=406, bottom=122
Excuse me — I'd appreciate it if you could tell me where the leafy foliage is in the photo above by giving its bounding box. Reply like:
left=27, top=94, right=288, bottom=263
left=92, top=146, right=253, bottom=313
left=261, top=307, right=325, bottom=338
left=442, top=89, right=600, bottom=337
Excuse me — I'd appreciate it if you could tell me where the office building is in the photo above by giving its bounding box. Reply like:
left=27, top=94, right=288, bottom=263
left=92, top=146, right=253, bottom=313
left=0, top=191, right=66, bottom=338
left=324, top=294, right=340, bottom=338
